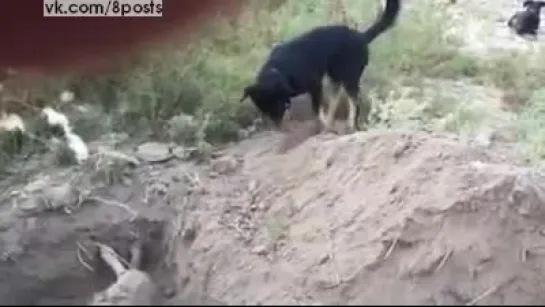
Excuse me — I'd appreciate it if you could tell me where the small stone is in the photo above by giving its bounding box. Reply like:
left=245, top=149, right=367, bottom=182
left=15, top=196, right=40, bottom=213
left=238, top=129, right=250, bottom=140
left=393, top=141, right=410, bottom=158
left=172, top=146, right=188, bottom=160
left=474, top=130, right=493, bottom=148
left=101, top=150, right=140, bottom=167
left=210, top=155, right=239, bottom=175
left=318, top=254, right=331, bottom=265
left=252, top=245, right=268, bottom=256
left=42, top=183, right=79, bottom=209
left=135, top=142, right=173, bottom=163
left=161, top=286, right=176, bottom=298
left=248, top=180, right=258, bottom=193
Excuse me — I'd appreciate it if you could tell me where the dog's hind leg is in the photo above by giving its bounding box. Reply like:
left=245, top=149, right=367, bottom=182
left=324, top=84, right=343, bottom=133
left=346, top=93, right=359, bottom=133
left=344, top=79, right=366, bottom=132
left=318, top=105, right=329, bottom=130
left=330, top=84, right=357, bottom=133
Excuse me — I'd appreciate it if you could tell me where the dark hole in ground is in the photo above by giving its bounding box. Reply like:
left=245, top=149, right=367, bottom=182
left=0, top=217, right=173, bottom=305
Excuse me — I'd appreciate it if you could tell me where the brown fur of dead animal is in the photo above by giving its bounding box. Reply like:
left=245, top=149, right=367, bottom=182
left=88, top=241, right=158, bottom=306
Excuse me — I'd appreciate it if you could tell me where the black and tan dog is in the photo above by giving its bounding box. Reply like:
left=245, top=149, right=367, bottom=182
left=241, top=0, right=401, bottom=132
left=508, top=0, right=545, bottom=37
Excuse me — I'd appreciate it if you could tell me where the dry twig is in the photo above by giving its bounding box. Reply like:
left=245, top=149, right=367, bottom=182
left=434, top=249, right=453, bottom=273
left=85, top=195, right=138, bottom=221
left=76, top=241, right=95, bottom=272
left=384, top=237, right=399, bottom=260
left=465, top=276, right=517, bottom=306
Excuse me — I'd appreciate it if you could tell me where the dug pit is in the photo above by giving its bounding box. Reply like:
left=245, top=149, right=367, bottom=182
left=0, top=153, right=200, bottom=305
left=0, top=194, right=174, bottom=305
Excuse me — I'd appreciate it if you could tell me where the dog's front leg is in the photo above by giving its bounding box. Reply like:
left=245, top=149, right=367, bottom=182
left=310, top=85, right=329, bottom=133
left=318, top=106, right=329, bottom=129
left=324, top=90, right=341, bottom=133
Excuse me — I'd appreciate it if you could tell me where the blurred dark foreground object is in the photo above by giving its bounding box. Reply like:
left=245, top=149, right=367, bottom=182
left=0, top=0, right=242, bottom=73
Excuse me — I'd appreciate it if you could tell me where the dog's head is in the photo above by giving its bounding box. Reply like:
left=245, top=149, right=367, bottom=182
left=241, top=70, right=295, bottom=127
left=523, top=0, right=545, bottom=13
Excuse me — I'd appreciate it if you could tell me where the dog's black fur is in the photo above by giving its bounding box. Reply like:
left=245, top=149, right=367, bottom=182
left=508, top=0, right=545, bottom=36
left=241, top=0, right=401, bottom=128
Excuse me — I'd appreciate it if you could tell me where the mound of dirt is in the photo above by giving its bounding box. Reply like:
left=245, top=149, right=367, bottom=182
left=3, top=128, right=545, bottom=305
left=175, top=129, right=545, bottom=305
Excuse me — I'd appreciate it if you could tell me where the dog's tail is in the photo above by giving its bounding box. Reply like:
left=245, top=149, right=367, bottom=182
left=358, top=0, right=401, bottom=44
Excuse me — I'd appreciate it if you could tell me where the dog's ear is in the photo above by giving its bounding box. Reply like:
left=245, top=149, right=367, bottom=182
left=524, top=0, right=534, bottom=8
left=241, top=85, right=257, bottom=103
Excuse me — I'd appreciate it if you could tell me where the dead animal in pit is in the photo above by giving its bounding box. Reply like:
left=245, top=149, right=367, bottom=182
left=88, top=241, right=158, bottom=306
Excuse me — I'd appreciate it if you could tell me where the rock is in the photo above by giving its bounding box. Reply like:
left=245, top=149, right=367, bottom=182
left=161, top=286, right=176, bottom=298
left=171, top=145, right=188, bottom=160
left=16, top=182, right=79, bottom=215
left=474, top=129, right=493, bottom=148
left=210, top=155, right=239, bottom=175
left=248, top=180, right=259, bottom=193
left=135, top=142, right=173, bottom=163
left=15, top=196, right=41, bottom=214
left=238, top=129, right=250, bottom=140
left=252, top=245, right=268, bottom=256
left=318, top=254, right=331, bottom=265
left=101, top=150, right=140, bottom=167
left=41, top=183, right=80, bottom=211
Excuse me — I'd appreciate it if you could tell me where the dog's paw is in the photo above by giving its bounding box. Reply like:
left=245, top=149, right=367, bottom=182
left=321, top=126, right=339, bottom=135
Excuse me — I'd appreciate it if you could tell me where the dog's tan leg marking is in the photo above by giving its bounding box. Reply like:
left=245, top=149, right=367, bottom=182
left=347, top=95, right=358, bottom=133
left=318, top=105, right=329, bottom=129
left=326, top=90, right=342, bottom=132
